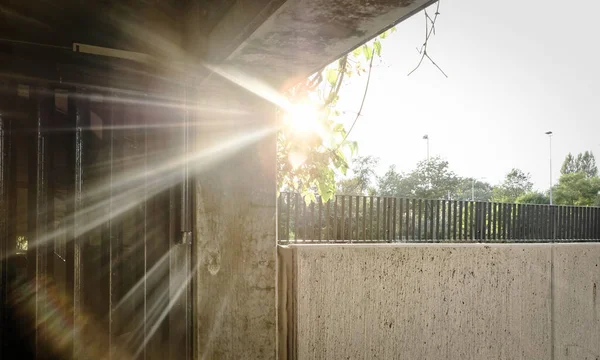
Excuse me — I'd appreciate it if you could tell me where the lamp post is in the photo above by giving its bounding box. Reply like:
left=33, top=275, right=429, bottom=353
left=545, top=131, right=553, bottom=205
left=423, top=134, right=429, bottom=162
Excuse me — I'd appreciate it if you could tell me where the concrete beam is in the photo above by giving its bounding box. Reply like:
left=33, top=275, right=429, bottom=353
left=206, top=0, right=288, bottom=62
left=217, top=0, right=435, bottom=89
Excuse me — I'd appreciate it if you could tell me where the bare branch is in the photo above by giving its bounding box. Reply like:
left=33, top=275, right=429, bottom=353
left=425, top=10, right=436, bottom=35
left=335, top=49, right=375, bottom=151
left=408, top=1, right=447, bottom=77
left=425, top=53, right=448, bottom=78
left=407, top=54, right=426, bottom=76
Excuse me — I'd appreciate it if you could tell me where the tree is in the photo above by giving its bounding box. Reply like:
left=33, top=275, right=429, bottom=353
left=376, top=166, right=422, bottom=198
left=561, top=153, right=577, bottom=175
left=491, top=168, right=533, bottom=203
left=576, top=151, right=598, bottom=178
left=376, top=165, right=402, bottom=196
left=277, top=30, right=396, bottom=203
left=561, top=151, right=598, bottom=177
left=376, top=157, right=460, bottom=199
left=454, top=178, right=493, bottom=201
left=553, top=172, right=600, bottom=206
left=337, top=156, right=379, bottom=195
left=411, top=157, right=461, bottom=199
left=515, top=191, right=550, bottom=204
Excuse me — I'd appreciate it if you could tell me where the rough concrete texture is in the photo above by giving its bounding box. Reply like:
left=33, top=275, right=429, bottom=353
left=223, top=0, right=435, bottom=88
left=279, top=244, right=600, bottom=359
left=554, top=244, right=600, bottom=360
left=194, top=83, right=277, bottom=359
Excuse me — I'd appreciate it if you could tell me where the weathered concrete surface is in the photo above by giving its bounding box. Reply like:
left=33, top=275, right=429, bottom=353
left=190, top=1, right=437, bottom=358
left=193, top=83, right=277, bottom=359
left=279, top=244, right=600, bottom=359
left=218, top=0, right=435, bottom=89
left=554, top=244, right=600, bottom=360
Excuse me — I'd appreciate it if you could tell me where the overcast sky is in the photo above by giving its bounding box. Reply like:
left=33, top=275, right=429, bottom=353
left=336, top=0, right=600, bottom=190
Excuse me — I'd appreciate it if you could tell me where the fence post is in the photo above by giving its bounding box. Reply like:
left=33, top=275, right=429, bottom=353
left=348, top=196, right=353, bottom=242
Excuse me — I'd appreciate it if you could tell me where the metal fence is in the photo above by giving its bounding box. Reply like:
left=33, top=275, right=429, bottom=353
left=277, top=192, right=600, bottom=243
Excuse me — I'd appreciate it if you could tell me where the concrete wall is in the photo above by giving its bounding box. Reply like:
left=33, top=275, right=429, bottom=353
left=278, top=243, right=600, bottom=360
left=554, top=246, right=600, bottom=359
left=194, top=84, right=277, bottom=359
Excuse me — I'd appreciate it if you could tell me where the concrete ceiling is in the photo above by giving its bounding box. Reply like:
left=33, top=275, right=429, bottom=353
left=0, top=0, right=434, bottom=90
left=215, top=0, right=435, bottom=89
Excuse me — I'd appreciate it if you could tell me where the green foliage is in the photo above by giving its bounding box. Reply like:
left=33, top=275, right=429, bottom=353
left=376, top=157, right=461, bottom=199
left=560, top=153, right=577, bottom=175
left=491, top=169, right=533, bottom=203
left=377, top=165, right=403, bottom=196
left=553, top=172, right=600, bottom=206
left=278, top=30, right=393, bottom=203
left=561, top=151, right=598, bottom=177
left=337, top=156, right=380, bottom=195
left=455, top=178, right=493, bottom=201
left=325, top=68, right=339, bottom=86
left=576, top=151, right=597, bottom=177
left=378, top=27, right=396, bottom=40
left=410, top=157, right=461, bottom=199
left=373, top=39, right=382, bottom=57
left=516, top=191, right=550, bottom=204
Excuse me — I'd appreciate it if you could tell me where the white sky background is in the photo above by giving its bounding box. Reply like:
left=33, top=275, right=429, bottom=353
left=335, top=0, right=600, bottom=190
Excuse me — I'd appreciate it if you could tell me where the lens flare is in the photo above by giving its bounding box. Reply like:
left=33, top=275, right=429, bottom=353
left=284, top=102, right=321, bottom=136
left=289, top=151, right=308, bottom=169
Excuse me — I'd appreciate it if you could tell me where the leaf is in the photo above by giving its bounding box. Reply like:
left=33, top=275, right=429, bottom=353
left=380, top=30, right=388, bottom=39
left=333, top=123, right=345, bottom=132
left=362, top=44, right=372, bottom=61
left=340, top=163, right=348, bottom=176
left=326, top=68, right=339, bottom=86
left=317, top=173, right=335, bottom=202
left=373, top=39, right=382, bottom=57
left=349, top=141, right=359, bottom=156
left=302, top=190, right=316, bottom=205
left=390, top=26, right=397, bottom=33
left=352, top=47, right=362, bottom=57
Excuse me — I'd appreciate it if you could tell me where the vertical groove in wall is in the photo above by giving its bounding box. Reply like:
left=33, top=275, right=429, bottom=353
left=277, top=246, right=297, bottom=360
left=292, top=247, right=298, bottom=360
left=550, top=244, right=555, bottom=360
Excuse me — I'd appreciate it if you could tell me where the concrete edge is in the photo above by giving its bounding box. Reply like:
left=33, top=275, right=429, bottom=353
left=277, top=245, right=297, bottom=360
left=279, top=242, right=600, bottom=249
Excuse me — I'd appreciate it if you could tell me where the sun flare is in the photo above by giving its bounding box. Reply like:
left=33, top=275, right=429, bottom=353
left=284, top=102, right=322, bottom=136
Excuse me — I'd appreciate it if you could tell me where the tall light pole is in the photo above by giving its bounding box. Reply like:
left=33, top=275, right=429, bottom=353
left=545, top=131, right=553, bottom=205
left=423, top=134, right=429, bottom=162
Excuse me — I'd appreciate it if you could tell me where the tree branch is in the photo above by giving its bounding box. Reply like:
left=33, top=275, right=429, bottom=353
left=336, top=49, right=375, bottom=149
left=325, top=55, right=348, bottom=106
left=408, top=1, right=447, bottom=78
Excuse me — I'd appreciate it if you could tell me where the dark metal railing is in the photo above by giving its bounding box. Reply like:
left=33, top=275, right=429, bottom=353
left=277, top=192, right=600, bottom=243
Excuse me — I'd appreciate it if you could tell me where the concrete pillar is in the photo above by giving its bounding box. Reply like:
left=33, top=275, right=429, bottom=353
left=193, top=82, right=277, bottom=359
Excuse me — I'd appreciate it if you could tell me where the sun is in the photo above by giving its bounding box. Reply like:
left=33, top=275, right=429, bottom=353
left=284, top=102, right=322, bottom=136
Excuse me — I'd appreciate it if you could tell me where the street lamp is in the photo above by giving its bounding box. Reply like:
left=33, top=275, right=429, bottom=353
left=545, top=131, right=553, bottom=205
left=423, top=134, right=429, bottom=162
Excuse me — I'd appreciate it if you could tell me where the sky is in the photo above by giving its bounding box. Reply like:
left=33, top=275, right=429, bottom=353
left=335, top=0, right=600, bottom=191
